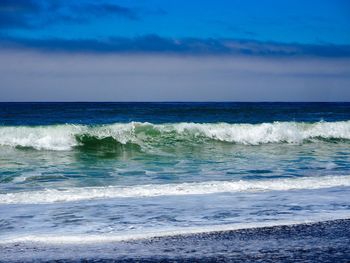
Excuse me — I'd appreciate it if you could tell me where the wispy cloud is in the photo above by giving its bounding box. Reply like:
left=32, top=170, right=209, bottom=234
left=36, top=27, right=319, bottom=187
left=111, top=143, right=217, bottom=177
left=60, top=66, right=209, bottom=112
left=0, top=0, right=40, bottom=28
left=0, top=0, right=38, bottom=12
left=0, top=0, right=139, bottom=29
left=1, top=35, right=350, bottom=57
left=76, top=3, right=139, bottom=20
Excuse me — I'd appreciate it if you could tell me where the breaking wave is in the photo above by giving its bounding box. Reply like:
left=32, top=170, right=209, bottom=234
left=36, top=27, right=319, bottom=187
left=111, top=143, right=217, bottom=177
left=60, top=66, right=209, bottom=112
left=1, top=175, right=349, bottom=204
left=0, top=121, right=349, bottom=151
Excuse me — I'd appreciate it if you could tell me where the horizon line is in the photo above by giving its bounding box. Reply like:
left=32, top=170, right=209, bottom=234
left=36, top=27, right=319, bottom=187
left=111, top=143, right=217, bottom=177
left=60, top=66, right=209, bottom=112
left=1, top=101, right=349, bottom=103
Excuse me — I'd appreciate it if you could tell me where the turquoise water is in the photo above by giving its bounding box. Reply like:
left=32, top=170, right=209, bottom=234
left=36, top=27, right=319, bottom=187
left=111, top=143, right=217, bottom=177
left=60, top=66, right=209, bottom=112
left=0, top=102, right=350, bottom=243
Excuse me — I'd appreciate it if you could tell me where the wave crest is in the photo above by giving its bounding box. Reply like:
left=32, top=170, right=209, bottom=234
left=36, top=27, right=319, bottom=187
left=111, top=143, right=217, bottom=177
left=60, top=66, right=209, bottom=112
left=0, top=121, right=349, bottom=151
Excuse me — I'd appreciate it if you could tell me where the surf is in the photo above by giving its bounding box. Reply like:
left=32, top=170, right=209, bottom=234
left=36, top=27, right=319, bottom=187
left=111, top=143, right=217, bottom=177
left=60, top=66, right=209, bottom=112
left=0, top=121, right=350, bottom=151
left=1, top=174, right=349, bottom=204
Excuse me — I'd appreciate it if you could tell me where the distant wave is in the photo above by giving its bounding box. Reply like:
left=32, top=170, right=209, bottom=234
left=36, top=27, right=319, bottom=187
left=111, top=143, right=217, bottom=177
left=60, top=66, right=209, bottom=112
left=1, top=175, right=349, bottom=204
left=0, top=121, right=350, bottom=151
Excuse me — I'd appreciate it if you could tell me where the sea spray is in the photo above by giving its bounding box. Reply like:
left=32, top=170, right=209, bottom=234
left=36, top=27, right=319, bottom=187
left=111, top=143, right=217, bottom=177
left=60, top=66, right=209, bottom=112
left=0, top=121, right=350, bottom=150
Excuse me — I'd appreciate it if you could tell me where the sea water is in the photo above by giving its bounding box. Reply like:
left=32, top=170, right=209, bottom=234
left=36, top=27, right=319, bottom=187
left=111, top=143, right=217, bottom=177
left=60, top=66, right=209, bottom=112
left=0, top=102, right=349, bottom=243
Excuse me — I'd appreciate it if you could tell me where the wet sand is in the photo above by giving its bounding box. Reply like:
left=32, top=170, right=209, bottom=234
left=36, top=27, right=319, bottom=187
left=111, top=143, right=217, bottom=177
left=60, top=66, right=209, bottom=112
left=1, top=219, right=350, bottom=262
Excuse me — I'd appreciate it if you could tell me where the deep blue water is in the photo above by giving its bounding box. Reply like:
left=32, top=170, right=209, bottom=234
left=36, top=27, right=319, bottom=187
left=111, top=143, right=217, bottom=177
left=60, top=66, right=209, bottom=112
left=1, top=102, right=349, bottom=125
left=0, top=102, right=349, bottom=250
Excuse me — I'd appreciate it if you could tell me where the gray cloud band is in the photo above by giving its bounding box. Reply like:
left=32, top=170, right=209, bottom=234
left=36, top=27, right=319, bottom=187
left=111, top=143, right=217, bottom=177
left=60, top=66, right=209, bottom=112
left=1, top=36, right=350, bottom=57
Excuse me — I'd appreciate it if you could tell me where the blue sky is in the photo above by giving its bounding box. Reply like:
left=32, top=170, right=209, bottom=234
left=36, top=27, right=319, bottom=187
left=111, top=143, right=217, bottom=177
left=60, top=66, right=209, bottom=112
left=1, top=0, right=350, bottom=54
left=0, top=0, right=350, bottom=101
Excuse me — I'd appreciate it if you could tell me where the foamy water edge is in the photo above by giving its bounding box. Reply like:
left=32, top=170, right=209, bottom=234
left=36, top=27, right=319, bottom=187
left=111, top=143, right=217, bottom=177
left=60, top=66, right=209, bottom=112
left=1, top=175, right=349, bottom=204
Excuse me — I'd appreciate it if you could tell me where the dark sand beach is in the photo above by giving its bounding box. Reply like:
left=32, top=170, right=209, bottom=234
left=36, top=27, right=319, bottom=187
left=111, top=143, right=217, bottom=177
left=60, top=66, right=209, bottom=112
left=1, top=219, right=349, bottom=263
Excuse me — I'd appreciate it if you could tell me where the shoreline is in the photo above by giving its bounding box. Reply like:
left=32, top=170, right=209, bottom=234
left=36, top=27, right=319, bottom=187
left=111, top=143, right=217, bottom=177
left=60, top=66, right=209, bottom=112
left=1, top=218, right=350, bottom=262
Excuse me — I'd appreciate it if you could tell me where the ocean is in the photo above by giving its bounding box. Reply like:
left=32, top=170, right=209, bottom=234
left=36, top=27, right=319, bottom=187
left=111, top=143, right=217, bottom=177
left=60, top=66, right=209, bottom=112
left=0, top=102, right=350, bottom=261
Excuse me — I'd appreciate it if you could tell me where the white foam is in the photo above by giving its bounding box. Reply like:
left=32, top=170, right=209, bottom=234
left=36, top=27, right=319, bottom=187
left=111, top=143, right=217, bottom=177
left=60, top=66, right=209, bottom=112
left=0, top=121, right=349, bottom=150
left=1, top=175, right=349, bottom=204
left=1, top=216, right=348, bottom=244
left=0, top=125, right=81, bottom=150
left=166, top=121, right=350, bottom=144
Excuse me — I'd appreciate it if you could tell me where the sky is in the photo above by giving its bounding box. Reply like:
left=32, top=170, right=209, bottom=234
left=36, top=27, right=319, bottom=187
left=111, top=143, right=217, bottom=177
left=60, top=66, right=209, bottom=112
left=0, top=0, right=350, bottom=101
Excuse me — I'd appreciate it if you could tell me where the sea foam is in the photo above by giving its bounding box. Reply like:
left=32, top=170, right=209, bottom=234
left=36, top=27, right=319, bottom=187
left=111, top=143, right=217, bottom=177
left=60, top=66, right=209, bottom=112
left=2, top=217, right=347, bottom=244
left=1, top=175, right=349, bottom=204
left=0, top=121, right=349, bottom=150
